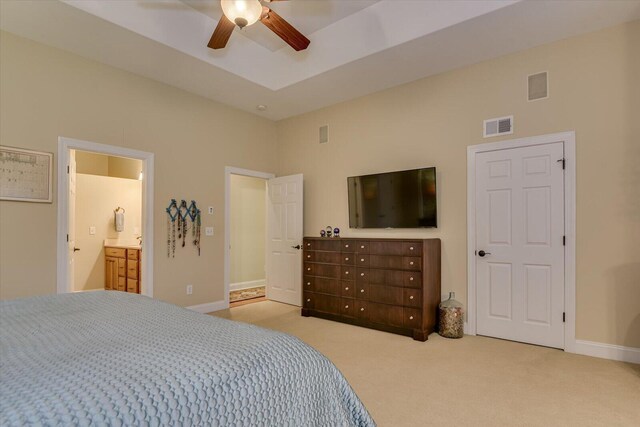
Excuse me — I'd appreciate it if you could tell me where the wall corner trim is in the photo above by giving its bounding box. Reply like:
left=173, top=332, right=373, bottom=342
left=186, top=300, right=228, bottom=314
left=571, top=340, right=640, bottom=364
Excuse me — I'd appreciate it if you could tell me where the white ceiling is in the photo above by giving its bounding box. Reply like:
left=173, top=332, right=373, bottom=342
left=1, top=0, right=640, bottom=120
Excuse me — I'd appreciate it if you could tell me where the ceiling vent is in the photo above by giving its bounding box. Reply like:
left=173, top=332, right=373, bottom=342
left=319, top=125, right=329, bottom=144
left=528, top=71, right=548, bottom=101
left=483, top=115, right=513, bottom=138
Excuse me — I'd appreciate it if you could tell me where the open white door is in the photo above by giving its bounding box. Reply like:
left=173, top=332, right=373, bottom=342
left=266, top=174, right=303, bottom=306
left=67, top=149, right=77, bottom=292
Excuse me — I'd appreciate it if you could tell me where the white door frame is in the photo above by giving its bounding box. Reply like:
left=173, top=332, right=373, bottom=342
left=466, top=131, right=576, bottom=352
left=57, top=137, right=155, bottom=297
left=224, top=166, right=275, bottom=309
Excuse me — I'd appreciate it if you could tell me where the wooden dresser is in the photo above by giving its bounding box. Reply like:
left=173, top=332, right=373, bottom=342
left=105, top=246, right=141, bottom=294
left=301, top=237, right=441, bottom=341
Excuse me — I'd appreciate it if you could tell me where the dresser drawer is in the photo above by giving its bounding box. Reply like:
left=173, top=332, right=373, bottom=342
left=313, top=277, right=340, bottom=295
left=127, top=279, right=138, bottom=293
left=369, top=255, right=403, bottom=270
left=368, top=269, right=404, bottom=287
left=304, top=239, right=341, bottom=252
left=117, top=276, right=126, bottom=292
left=403, top=289, right=422, bottom=308
left=105, top=247, right=126, bottom=258
left=127, top=249, right=139, bottom=260
left=304, top=263, right=340, bottom=278
left=404, top=271, right=422, bottom=288
left=305, top=251, right=341, bottom=264
left=305, top=293, right=340, bottom=313
left=342, top=266, right=355, bottom=280
left=340, top=281, right=356, bottom=298
left=403, top=242, right=422, bottom=256
left=356, top=254, right=369, bottom=267
left=341, top=253, right=355, bottom=265
left=368, top=302, right=404, bottom=327
left=356, top=268, right=370, bottom=284
left=303, top=276, right=315, bottom=291
left=404, top=308, right=422, bottom=329
left=355, top=241, right=370, bottom=253
left=355, top=283, right=369, bottom=300
left=403, top=257, right=421, bottom=271
left=341, top=239, right=356, bottom=252
left=341, top=298, right=356, bottom=318
left=369, top=241, right=404, bottom=255
left=355, top=300, right=368, bottom=320
left=369, top=284, right=403, bottom=306
left=127, top=260, right=138, bottom=279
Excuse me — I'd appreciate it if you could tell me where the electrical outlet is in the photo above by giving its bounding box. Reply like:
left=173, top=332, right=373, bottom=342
left=186, top=285, right=193, bottom=295
left=208, top=206, right=214, bottom=215
left=205, top=227, right=214, bottom=236
left=89, top=226, right=96, bottom=235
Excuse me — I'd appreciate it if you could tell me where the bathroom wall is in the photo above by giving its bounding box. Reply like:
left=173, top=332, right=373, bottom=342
left=73, top=173, right=142, bottom=291
left=230, top=175, right=266, bottom=290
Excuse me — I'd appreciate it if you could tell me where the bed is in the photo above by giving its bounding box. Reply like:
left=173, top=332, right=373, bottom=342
left=0, top=291, right=375, bottom=426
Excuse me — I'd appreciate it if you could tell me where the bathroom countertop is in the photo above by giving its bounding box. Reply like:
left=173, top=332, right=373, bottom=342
left=104, top=239, right=141, bottom=250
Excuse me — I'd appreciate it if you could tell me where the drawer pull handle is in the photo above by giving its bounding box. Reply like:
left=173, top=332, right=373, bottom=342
left=345, top=287, right=349, bottom=291
left=360, top=273, right=365, bottom=277
left=360, top=289, right=365, bottom=293
left=345, top=244, right=349, bottom=248
left=307, top=243, right=311, bottom=246
left=307, top=268, right=311, bottom=271
left=345, top=305, right=349, bottom=309
left=306, top=299, right=311, bottom=302
left=306, top=282, right=311, bottom=286
left=345, top=271, right=349, bottom=275
left=360, top=307, right=365, bottom=311
left=409, top=277, right=414, bottom=281
left=409, top=295, right=414, bottom=300
left=360, top=245, right=365, bottom=249
left=307, top=255, right=311, bottom=258
left=345, top=257, right=349, bottom=261
left=409, top=316, right=414, bottom=320
left=410, top=246, right=414, bottom=250
left=410, top=261, right=414, bottom=265
left=360, top=258, right=365, bottom=262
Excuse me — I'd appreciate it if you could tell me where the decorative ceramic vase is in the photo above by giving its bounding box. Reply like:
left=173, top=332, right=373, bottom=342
left=333, top=227, right=340, bottom=238
left=326, top=226, right=332, bottom=238
left=438, top=292, right=464, bottom=339
left=320, top=230, right=326, bottom=237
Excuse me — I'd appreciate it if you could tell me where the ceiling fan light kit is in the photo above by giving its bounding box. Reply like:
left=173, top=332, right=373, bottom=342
left=209, top=0, right=310, bottom=51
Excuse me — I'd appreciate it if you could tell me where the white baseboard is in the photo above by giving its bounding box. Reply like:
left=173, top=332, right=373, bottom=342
left=187, top=300, right=227, bottom=314
left=230, top=279, right=266, bottom=292
left=571, top=340, right=640, bottom=364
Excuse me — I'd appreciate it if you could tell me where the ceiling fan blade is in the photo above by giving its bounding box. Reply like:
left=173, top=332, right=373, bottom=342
left=260, top=6, right=310, bottom=51
left=208, top=15, right=235, bottom=49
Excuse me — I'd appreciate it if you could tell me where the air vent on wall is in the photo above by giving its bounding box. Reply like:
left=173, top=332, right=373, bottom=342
left=528, top=71, right=548, bottom=101
left=319, top=125, right=328, bottom=144
left=483, top=115, right=513, bottom=138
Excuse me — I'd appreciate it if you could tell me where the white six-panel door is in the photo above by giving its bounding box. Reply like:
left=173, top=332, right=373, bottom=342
left=266, top=174, right=303, bottom=306
left=476, top=142, right=565, bottom=348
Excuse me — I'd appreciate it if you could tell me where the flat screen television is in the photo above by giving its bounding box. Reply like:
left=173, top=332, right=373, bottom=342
left=348, top=167, right=437, bottom=228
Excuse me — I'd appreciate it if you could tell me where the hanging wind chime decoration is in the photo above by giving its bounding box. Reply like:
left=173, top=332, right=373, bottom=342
left=166, top=199, right=201, bottom=257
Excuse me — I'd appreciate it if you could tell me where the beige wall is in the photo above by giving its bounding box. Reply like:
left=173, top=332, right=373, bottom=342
left=74, top=174, right=142, bottom=291
left=75, top=150, right=142, bottom=180
left=230, top=174, right=266, bottom=286
left=0, top=31, right=278, bottom=306
left=275, top=21, right=640, bottom=348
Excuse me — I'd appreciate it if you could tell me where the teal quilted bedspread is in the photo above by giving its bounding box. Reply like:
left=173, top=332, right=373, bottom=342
left=0, top=291, right=375, bottom=426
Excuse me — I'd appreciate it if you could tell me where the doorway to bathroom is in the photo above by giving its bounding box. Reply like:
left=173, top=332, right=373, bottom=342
left=57, top=137, right=154, bottom=297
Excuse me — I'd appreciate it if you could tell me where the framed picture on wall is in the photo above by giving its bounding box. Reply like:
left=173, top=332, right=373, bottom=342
left=0, top=145, right=53, bottom=203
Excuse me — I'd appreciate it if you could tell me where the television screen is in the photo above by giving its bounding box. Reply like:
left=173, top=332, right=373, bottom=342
left=348, top=167, right=437, bottom=228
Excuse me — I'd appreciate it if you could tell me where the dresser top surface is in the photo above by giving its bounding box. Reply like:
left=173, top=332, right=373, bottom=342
left=303, top=237, right=440, bottom=242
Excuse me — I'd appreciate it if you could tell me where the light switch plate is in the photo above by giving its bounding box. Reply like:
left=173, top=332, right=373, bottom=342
left=208, top=207, right=214, bottom=215
left=89, top=226, right=96, bottom=235
left=205, top=227, right=214, bottom=236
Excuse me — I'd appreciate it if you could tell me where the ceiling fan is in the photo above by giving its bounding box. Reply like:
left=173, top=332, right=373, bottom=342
left=208, top=0, right=310, bottom=51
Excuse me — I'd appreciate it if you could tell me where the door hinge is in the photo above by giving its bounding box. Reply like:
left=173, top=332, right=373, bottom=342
left=557, top=158, right=565, bottom=169
left=563, top=312, right=566, bottom=323
left=67, top=165, right=70, bottom=174
left=66, top=234, right=69, bottom=242
left=563, top=235, right=566, bottom=246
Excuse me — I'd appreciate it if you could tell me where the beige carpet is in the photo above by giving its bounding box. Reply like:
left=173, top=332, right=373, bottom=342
left=211, top=301, right=640, bottom=427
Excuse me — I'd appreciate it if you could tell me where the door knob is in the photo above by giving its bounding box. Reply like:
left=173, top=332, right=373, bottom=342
left=291, top=245, right=301, bottom=250
left=73, top=247, right=80, bottom=252
left=477, top=250, right=491, bottom=257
